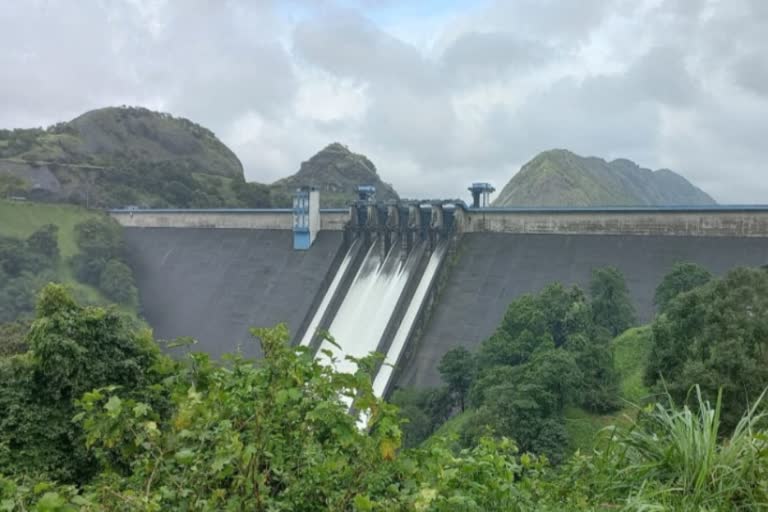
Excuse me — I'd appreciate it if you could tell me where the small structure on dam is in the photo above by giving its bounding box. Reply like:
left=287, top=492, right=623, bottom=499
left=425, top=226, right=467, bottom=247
left=292, top=187, right=320, bottom=250
left=112, top=197, right=768, bottom=396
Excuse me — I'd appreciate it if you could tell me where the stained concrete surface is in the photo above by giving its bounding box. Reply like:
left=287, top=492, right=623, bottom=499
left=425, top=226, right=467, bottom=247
left=123, top=228, right=342, bottom=359
left=397, top=233, right=768, bottom=389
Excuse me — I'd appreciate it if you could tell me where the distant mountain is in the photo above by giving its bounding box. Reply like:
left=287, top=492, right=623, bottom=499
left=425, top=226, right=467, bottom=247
left=493, top=149, right=716, bottom=207
left=272, top=143, right=399, bottom=207
left=0, top=106, right=273, bottom=208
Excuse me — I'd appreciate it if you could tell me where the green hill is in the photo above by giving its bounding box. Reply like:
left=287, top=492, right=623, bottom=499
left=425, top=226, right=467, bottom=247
left=271, top=143, right=399, bottom=207
left=0, top=107, right=273, bottom=209
left=0, top=199, right=137, bottom=316
left=493, top=149, right=716, bottom=207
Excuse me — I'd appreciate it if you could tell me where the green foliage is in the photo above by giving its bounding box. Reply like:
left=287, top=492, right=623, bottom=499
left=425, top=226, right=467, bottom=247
left=440, top=282, right=623, bottom=463
left=438, top=347, right=475, bottom=412
left=654, top=261, right=712, bottom=313
left=391, top=387, right=453, bottom=448
left=231, top=178, right=272, bottom=208
left=71, top=218, right=139, bottom=308
left=577, top=386, right=768, bottom=510
left=0, top=284, right=167, bottom=483
left=70, top=324, right=415, bottom=509
left=97, top=260, right=138, bottom=307
left=3, top=299, right=768, bottom=509
left=0, top=226, right=61, bottom=322
left=612, top=326, right=652, bottom=403
left=589, top=266, right=635, bottom=337
left=0, top=320, right=31, bottom=356
left=645, top=267, right=768, bottom=432
left=26, top=224, right=59, bottom=262
left=73, top=218, right=122, bottom=261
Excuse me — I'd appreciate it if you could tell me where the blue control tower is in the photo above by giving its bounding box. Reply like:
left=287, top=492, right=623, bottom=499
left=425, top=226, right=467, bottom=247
left=358, top=185, right=376, bottom=202
left=293, top=187, right=320, bottom=250
left=468, top=182, right=495, bottom=208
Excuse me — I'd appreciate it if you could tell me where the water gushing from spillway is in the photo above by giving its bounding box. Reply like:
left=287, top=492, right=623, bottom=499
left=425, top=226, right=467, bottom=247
left=372, top=241, right=447, bottom=397
left=299, top=239, right=361, bottom=348
left=317, top=239, right=423, bottom=376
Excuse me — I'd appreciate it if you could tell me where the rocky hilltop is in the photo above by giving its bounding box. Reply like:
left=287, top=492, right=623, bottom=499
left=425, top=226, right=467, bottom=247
left=493, top=149, right=716, bottom=207
left=0, top=107, right=268, bottom=208
left=272, top=143, right=399, bottom=207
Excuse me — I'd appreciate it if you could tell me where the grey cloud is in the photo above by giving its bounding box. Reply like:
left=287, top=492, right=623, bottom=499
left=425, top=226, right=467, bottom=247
left=1, top=0, right=767, bottom=203
left=625, top=46, right=700, bottom=106
left=734, top=53, right=768, bottom=97
left=440, top=31, right=558, bottom=84
left=292, top=8, right=435, bottom=91
left=473, top=0, right=628, bottom=46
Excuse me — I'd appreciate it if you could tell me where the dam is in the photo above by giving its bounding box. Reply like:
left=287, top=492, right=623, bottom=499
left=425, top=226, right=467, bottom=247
left=113, top=197, right=768, bottom=394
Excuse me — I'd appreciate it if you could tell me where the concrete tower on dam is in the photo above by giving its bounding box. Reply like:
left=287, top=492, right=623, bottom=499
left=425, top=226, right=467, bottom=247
left=112, top=194, right=768, bottom=395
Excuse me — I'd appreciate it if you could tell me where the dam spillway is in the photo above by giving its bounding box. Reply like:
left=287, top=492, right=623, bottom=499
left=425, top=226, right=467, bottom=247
left=114, top=204, right=768, bottom=395
left=314, top=240, right=422, bottom=375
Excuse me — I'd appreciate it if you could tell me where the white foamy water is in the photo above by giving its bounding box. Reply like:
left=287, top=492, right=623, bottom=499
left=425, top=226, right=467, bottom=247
left=317, top=239, right=422, bottom=376
left=299, top=239, right=360, bottom=347
left=372, top=242, right=447, bottom=397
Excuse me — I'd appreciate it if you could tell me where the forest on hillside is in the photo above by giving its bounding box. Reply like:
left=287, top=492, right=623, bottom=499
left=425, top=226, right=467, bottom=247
left=2, top=261, right=768, bottom=510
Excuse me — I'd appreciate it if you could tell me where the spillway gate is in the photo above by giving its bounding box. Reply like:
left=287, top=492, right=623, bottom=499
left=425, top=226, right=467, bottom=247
left=298, top=200, right=457, bottom=397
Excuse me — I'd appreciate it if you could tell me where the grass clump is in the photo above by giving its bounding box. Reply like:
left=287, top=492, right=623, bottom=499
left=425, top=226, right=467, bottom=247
left=591, top=386, right=768, bottom=510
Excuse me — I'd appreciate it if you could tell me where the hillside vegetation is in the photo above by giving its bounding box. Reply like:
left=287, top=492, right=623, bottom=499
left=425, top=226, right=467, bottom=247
left=0, top=107, right=276, bottom=209
left=272, top=142, right=399, bottom=207
left=0, top=200, right=106, bottom=306
left=0, top=200, right=140, bottom=322
left=494, top=149, right=716, bottom=207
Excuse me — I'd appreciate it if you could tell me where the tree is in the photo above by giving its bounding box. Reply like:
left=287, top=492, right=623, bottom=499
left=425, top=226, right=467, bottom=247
left=71, top=217, right=140, bottom=310
left=645, top=267, right=768, bottom=431
left=232, top=180, right=272, bottom=208
left=438, top=346, right=475, bottom=411
left=0, top=236, right=27, bottom=275
left=26, top=224, right=59, bottom=261
left=71, top=253, right=107, bottom=285
left=74, top=324, right=410, bottom=509
left=0, top=284, right=166, bottom=483
left=0, top=320, right=30, bottom=356
left=565, top=332, right=620, bottom=412
left=654, top=262, right=712, bottom=313
left=466, top=381, right=570, bottom=464
left=390, top=387, right=453, bottom=447
left=465, top=281, right=622, bottom=452
left=73, top=217, right=123, bottom=260
left=589, top=266, right=636, bottom=337
left=98, top=259, right=138, bottom=306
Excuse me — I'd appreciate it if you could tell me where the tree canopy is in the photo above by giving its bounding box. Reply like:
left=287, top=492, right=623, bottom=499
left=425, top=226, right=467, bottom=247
left=3, top=276, right=768, bottom=510
left=0, top=284, right=167, bottom=483
left=645, top=266, right=768, bottom=431
left=654, top=262, right=712, bottom=313
left=589, top=266, right=635, bottom=337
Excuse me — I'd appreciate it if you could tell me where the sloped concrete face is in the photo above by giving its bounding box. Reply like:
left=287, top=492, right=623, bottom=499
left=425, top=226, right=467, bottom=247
left=397, top=233, right=768, bottom=389
left=123, top=228, right=343, bottom=359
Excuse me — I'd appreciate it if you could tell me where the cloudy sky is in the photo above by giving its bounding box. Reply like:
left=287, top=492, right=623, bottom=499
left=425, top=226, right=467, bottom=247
left=1, top=0, right=767, bottom=202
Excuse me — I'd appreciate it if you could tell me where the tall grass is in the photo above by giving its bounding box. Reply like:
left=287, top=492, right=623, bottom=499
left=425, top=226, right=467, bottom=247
left=597, top=386, right=768, bottom=510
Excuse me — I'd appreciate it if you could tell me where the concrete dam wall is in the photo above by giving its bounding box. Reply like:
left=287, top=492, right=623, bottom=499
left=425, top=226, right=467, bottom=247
left=116, top=205, right=768, bottom=394
left=394, top=232, right=768, bottom=389
left=123, top=228, right=343, bottom=358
